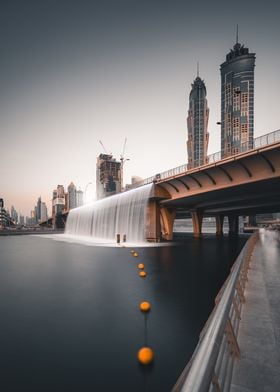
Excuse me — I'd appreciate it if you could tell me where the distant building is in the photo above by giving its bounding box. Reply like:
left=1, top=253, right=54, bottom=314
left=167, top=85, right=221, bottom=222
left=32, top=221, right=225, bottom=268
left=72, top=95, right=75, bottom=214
left=131, top=176, right=143, bottom=185
left=19, top=215, right=25, bottom=225
left=187, top=69, right=209, bottom=169
left=96, top=154, right=121, bottom=199
left=125, top=176, right=143, bottom=190
left=11, top=205, right=18, bottom=224
left=76, top=189, right=83, bottom=207
left=36, top=197, right=42, bottom=223
left=57, top=185, right=65, bottom=198
left=220, top=31, right=256, bottom=157
left=31, top=197, right=48, bottom=224
left=26, top=210, right=36, bottom=226
left=68, top=182, right=77, bottom=210
left=31, top=209, right=36, bottom=221
left=51, top=185, right=68, bottom=228
left=40, top=202, right=48, bottom=222
left=0, top=198, right=11, bottom=228
left=52, top=186, right=65, bottom=216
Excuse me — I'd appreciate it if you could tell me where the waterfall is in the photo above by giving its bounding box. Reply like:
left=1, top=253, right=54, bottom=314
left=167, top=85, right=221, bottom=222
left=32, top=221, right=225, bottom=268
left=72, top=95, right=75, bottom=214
left=65, top=184, right=152, bottom=243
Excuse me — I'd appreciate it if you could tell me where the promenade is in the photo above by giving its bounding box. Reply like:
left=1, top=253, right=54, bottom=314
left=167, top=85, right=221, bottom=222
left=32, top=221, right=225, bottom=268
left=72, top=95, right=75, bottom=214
left=230, top=229, right=280, bottom=391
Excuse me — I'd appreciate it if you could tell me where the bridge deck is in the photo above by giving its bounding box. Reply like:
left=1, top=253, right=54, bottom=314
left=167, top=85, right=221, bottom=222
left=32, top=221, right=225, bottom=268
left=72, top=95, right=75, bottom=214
left=230, top=230, right=280, bottom=391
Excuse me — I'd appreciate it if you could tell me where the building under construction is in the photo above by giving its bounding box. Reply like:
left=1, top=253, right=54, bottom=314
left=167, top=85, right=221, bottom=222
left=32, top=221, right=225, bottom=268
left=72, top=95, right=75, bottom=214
left=96, top=154, right=121, bottom=199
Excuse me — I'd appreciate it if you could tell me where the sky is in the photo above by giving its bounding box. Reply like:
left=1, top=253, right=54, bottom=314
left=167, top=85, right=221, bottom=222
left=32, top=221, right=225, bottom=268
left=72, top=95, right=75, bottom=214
left=1, top=0, right=280, bottom=217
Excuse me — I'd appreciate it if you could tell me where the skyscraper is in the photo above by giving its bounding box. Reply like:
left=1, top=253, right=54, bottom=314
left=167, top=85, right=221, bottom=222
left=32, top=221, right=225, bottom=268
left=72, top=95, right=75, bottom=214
left=76, top=189, right=84, bottom=207
left=36, top=197, right=42, bottom=223
left=11, top=205, right=18, bottom=224
left=220, top=29, right=256, bottom=157
left=187, top=67, right=209, bottom=169
left=40, top=202, right=48, bottom=222
left=68, top=182, right=77, bottom=210
left=52, top=185, right=66, bottom=217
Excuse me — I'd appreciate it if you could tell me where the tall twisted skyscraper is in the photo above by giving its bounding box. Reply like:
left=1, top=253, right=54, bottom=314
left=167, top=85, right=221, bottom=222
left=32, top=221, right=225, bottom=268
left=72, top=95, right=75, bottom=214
left=220, top=30, right=256, bottom=157
left=187, top=68, right=209, bottom=169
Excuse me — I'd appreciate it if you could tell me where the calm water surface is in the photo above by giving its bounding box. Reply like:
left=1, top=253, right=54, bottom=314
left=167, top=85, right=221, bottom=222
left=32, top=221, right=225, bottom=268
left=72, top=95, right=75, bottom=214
left=0, top=234, right=247, bottom=391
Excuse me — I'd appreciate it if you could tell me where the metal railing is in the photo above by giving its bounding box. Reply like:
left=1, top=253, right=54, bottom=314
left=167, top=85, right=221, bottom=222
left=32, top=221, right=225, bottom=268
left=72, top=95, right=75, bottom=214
left=133, top=129, right=280, bottom=188
left=172, top=232, right=259, bottom=392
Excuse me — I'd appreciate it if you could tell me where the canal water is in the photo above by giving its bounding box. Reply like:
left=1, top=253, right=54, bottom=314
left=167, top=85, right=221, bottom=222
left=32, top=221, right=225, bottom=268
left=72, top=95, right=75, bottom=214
left=0, top=234, right=247, bottom=391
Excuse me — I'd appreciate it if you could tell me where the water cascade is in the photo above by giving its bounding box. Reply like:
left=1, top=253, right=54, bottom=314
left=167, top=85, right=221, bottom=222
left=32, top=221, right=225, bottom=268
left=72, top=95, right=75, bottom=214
left=65, top=184, right=152, bottom=243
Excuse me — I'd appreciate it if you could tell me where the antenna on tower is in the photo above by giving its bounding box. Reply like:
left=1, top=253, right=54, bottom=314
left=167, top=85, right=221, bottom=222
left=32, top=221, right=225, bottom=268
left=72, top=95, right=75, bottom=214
left=236, top=24, right=239, bottom=44
left=197, top=61, right=199, bottom=77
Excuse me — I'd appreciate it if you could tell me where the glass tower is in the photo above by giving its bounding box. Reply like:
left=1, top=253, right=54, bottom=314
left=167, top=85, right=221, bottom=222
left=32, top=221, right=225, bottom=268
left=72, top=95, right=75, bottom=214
left=187, top=72, right=209, bottom=169
left=220, top=34, right=256, bottom=157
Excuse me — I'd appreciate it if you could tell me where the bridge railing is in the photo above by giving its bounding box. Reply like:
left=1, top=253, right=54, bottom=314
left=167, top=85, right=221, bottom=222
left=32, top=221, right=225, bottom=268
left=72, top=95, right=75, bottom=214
left=254, top=128, right=280, bottom=148
left=172, top=232, right=259, bottom=392
left=132, top=129, right=280, bottom=188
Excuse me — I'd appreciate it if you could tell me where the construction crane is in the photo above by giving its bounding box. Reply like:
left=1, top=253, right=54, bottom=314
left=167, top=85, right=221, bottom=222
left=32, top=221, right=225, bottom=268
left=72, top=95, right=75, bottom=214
left=120, top=137, right=127, bottom=163
left=120, top=138, right=130, bottom=192
left=99, top=140, right=109, bottom=155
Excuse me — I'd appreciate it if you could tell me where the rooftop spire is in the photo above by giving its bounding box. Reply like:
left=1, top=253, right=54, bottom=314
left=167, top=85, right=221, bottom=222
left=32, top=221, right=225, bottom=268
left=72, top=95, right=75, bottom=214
left=236, top=24, right=239, bottom=44
left=197, top=61, right=199, bottom=77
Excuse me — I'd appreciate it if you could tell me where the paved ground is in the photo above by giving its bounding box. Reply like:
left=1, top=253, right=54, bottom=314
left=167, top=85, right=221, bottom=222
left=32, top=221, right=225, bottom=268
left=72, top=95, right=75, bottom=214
left=230, top=229, right=280, bottom=392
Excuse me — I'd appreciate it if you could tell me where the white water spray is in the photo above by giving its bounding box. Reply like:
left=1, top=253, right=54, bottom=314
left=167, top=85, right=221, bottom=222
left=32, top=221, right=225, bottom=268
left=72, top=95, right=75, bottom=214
left=65, top=184, right=152, bottom=243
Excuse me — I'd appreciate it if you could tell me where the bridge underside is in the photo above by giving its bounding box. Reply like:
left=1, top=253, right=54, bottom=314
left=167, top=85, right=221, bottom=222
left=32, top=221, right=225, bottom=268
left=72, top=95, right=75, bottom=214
left=146, top=143, right=280, bottom=241
left=161, top=178, right=280, bottom=217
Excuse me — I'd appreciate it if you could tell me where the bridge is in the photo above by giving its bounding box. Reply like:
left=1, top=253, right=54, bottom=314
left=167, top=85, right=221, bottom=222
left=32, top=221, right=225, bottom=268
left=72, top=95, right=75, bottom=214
left=141, top=130, right=280, bottom=241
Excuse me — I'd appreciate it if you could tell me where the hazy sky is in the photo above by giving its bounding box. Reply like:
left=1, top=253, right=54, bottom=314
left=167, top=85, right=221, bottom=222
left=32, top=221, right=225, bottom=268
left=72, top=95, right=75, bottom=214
left=1, top=0, right=280, bottom=217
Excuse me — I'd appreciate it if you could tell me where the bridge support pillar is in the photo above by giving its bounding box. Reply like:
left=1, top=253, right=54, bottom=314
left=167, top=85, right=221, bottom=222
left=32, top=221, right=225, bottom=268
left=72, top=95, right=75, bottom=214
left=145, top=200, right=161, bottom=242
left=160, top=207, right=176, bottom=241
left=228, top=215, right=239, bottom=235
left=216, top=215, right=224, bottom=236
left=248, top=215, right=256, bottom=226
left=191, top=210, right=203, bottom=237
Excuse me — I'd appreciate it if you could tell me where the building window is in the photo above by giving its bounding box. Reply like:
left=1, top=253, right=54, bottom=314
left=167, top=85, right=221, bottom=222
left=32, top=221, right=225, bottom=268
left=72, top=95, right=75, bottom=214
left=233, top=87, right=240, bottom=111
left=233, top=117, right=240, bottom=141
left=226, top=113, right=231, bottom=136
left=241, top=123, right=248, bottom=144
left=225, top=83, right=232, bottom=108
left=241, top=92, right=248, bottom=116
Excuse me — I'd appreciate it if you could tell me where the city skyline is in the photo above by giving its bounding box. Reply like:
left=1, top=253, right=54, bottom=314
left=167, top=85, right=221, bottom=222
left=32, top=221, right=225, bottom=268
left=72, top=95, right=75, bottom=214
left=1, top=0, right=280, bottom=216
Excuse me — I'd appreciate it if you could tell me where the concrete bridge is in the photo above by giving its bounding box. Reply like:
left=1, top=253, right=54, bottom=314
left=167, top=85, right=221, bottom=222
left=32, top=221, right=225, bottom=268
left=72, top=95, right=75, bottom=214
left=145, top=135, right=280, bottom=241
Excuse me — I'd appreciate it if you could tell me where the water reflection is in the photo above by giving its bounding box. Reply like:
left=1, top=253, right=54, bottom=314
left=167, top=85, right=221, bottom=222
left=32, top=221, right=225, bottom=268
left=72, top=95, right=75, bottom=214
left=0, top=234, right=247, bottom=392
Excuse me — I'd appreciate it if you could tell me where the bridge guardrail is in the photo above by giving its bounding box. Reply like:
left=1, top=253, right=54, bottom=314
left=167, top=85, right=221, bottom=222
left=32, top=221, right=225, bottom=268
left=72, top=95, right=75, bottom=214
left=172, top=232, right=259, bottom=392
left=132, top=129, right=280, bottom=188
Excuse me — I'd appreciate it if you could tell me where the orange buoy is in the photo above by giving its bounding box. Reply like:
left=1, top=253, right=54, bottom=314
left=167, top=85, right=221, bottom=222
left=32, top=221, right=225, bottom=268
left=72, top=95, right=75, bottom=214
left=139, top=271, right=147, bottom=278
left=133, top=252, right=138, bottom=257
left=130, top=250, right=135, bottom=254
left=139, top=301, right=151, bottom=312
left=137, top=263, right=144, bottom=270
left=137, top=347, right=154, bottom=365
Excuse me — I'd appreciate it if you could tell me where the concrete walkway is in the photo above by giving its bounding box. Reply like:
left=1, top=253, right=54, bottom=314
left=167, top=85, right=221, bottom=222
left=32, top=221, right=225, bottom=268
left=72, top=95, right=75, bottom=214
left=231, top=229, right=280, bottom=392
